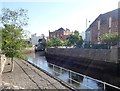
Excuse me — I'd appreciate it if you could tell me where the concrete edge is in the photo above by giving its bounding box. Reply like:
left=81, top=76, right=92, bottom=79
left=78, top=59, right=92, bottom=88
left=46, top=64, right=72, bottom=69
left=22, top=59, right=77, bottom=91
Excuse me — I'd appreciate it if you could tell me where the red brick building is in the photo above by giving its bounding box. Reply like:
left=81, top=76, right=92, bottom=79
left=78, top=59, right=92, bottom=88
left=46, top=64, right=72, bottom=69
left=49, top=27, right=72, bottom=40
left=85, top=9, right=120, bottom=44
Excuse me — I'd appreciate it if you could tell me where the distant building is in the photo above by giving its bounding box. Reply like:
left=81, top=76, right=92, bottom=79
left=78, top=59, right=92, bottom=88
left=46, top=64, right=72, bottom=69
left=85, top=28, right=91, bottom=43
left=35, top=36, right=46, bottom=52
left=80, top=31, right=85, bottom=41
left=31, top=33, right=44, bottom=46
left=85, top=8, right=119, bottom=44
left=49, top=27, right=72, bottom=40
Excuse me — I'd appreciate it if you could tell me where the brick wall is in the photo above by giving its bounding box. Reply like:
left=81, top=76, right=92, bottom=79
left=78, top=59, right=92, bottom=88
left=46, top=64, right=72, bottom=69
left=86, top=9, right=119, bottom=44
left=49, top=28, right=72, bottom=41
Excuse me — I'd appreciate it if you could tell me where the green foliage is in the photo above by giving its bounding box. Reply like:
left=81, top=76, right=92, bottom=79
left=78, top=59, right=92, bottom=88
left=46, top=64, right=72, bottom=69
left=46, top=40, right=52, bottom=47
left=1, top=24, right=25, bottom=58
left=27, top=43, right=33, bottom=47
left=100, top=32, right=119, bottom=45
left=0, top=8, right=29, bottom=59
left=66, top=30, right=83, bottom=47
left=23, top=40, right=32, bottom=48
left=47, top=30, right=83, bottom=48
left=17, top=54, right=28, bottom=60
left=47, top=37, right=64, bottom=47
left=66, top=35, right=75, bottom=46
left=1, top=8, right=29, bottom=27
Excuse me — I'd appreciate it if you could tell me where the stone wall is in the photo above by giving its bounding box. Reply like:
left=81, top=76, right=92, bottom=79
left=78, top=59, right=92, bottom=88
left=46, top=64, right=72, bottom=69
left=45, top=48, right=120, bottom=87
left=46, top=48, right=118, bottom=63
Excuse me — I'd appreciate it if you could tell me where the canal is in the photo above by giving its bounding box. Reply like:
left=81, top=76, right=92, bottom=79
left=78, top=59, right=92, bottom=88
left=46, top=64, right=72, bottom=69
left=26, top=52, right=105, bottom=90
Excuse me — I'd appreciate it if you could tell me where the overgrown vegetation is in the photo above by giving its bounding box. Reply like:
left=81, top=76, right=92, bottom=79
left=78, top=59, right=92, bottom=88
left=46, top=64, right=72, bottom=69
left=100, top=32, right=119, bottom=46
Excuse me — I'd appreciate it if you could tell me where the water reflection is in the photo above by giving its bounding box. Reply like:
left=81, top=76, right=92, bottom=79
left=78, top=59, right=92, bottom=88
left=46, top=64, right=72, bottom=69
left=26, top=52, right=104, bottom=89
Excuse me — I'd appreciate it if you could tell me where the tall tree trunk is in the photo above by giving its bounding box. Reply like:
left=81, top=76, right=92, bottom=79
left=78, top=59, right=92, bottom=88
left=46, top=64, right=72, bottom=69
left=10, top=57, right=14, bottom=72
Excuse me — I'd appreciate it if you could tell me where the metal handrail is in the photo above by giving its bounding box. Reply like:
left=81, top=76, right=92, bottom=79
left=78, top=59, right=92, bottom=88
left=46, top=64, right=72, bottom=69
left=28, top=60, right=120, bottom=90
left=48, top=62, right=120, bottom=90
left=69, top=77, right=93, bottom=89
left=48, top=63, right=95, bottom=89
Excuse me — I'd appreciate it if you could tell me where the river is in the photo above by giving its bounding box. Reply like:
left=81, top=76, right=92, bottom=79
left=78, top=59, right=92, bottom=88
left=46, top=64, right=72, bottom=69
left=26, top=52, right=104, bottom=89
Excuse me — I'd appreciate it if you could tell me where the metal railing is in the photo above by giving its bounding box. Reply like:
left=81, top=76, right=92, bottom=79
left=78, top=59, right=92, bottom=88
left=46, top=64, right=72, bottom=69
left=48, top=62, right=120, bottom=90
left=27, top=59, right=120, bottom=90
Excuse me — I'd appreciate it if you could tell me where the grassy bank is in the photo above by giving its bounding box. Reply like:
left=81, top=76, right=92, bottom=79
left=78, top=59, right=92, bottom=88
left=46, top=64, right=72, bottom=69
left=23, top=47, right=35, bottom=54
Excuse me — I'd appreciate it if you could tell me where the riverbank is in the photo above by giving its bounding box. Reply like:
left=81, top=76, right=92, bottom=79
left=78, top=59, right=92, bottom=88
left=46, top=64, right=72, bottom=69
left=1, top=58, right=72, bottom=90
left=46, top=48, right=120, bottom=88
left=23, top=47, right=35, bottom=54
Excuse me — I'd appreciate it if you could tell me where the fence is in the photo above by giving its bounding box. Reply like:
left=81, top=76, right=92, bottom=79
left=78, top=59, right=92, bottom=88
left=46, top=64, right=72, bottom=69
left=84, top=44, right=110, bottom=49
left=48, top=62, right=120, bottom=90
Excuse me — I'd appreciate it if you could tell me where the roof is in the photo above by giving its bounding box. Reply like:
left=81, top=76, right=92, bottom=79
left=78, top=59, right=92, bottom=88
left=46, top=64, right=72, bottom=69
left=55, top=27, right=65, bottom=32
left=100, top=8, right=118, bottom=24
left=85, top=27, right=91, bottom=32
left=86, top=8, right=120, bottom=32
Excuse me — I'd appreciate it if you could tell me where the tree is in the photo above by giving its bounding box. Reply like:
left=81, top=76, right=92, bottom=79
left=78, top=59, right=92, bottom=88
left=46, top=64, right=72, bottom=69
left=0, top=28, right=2, bottom=50
left=1, top=8, right=29, bottom=27
left=66, top=35, right=75, bottom=46
left=46, top=37, right=64, bottom=47
left=66, top=30, right=83, bottom=48
left=46, top=39, right=53, bottom=47
left=100, top=32, right=119, bottom=46
left=0, top=8, right=29, bottom=72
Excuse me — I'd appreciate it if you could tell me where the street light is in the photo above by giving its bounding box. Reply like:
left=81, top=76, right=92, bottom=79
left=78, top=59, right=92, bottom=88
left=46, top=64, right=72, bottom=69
left=86, top=18, right=91, bottom=29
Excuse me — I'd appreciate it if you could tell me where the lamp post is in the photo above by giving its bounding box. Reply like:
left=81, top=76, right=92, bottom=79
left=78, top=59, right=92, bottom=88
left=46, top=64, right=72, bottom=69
left=86, top=18, right=90, bottom=29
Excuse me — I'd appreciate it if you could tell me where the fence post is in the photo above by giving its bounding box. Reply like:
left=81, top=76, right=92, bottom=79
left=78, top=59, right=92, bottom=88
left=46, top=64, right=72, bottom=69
left=69, top=71, right=72, bottom=84
left=0, top=54, right=6, bottom=74
left=60, top=67, right=62, bottom=74
left=53, top=64, right=54, bottom=71
left=83, top=75, right=87, bottom=88
left=0, top=54, right=6, bottom=87
left=104, top=82, right=106, bottom=90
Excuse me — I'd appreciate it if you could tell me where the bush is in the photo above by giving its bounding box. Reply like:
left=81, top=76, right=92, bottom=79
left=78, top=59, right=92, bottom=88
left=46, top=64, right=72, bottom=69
left=84, top=43, right=110, bottom=49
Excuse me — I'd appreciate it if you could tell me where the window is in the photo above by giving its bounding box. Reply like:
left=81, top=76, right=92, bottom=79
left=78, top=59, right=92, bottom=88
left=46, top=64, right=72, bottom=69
left=109, top=17, right=112, bottom=28
left=98, top=20, right=100, bottom=30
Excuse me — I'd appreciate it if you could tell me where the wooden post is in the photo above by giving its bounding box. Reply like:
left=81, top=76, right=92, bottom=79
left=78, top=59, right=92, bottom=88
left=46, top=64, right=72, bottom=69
left=0, top=54, right=6, bottom=87
left=0, top=54, right=6, bottom=74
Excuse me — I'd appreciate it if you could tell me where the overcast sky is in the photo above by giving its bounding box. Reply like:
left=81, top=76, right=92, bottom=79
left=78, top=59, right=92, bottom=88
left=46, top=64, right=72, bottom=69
left=0, top=0, right=120, bottom=38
